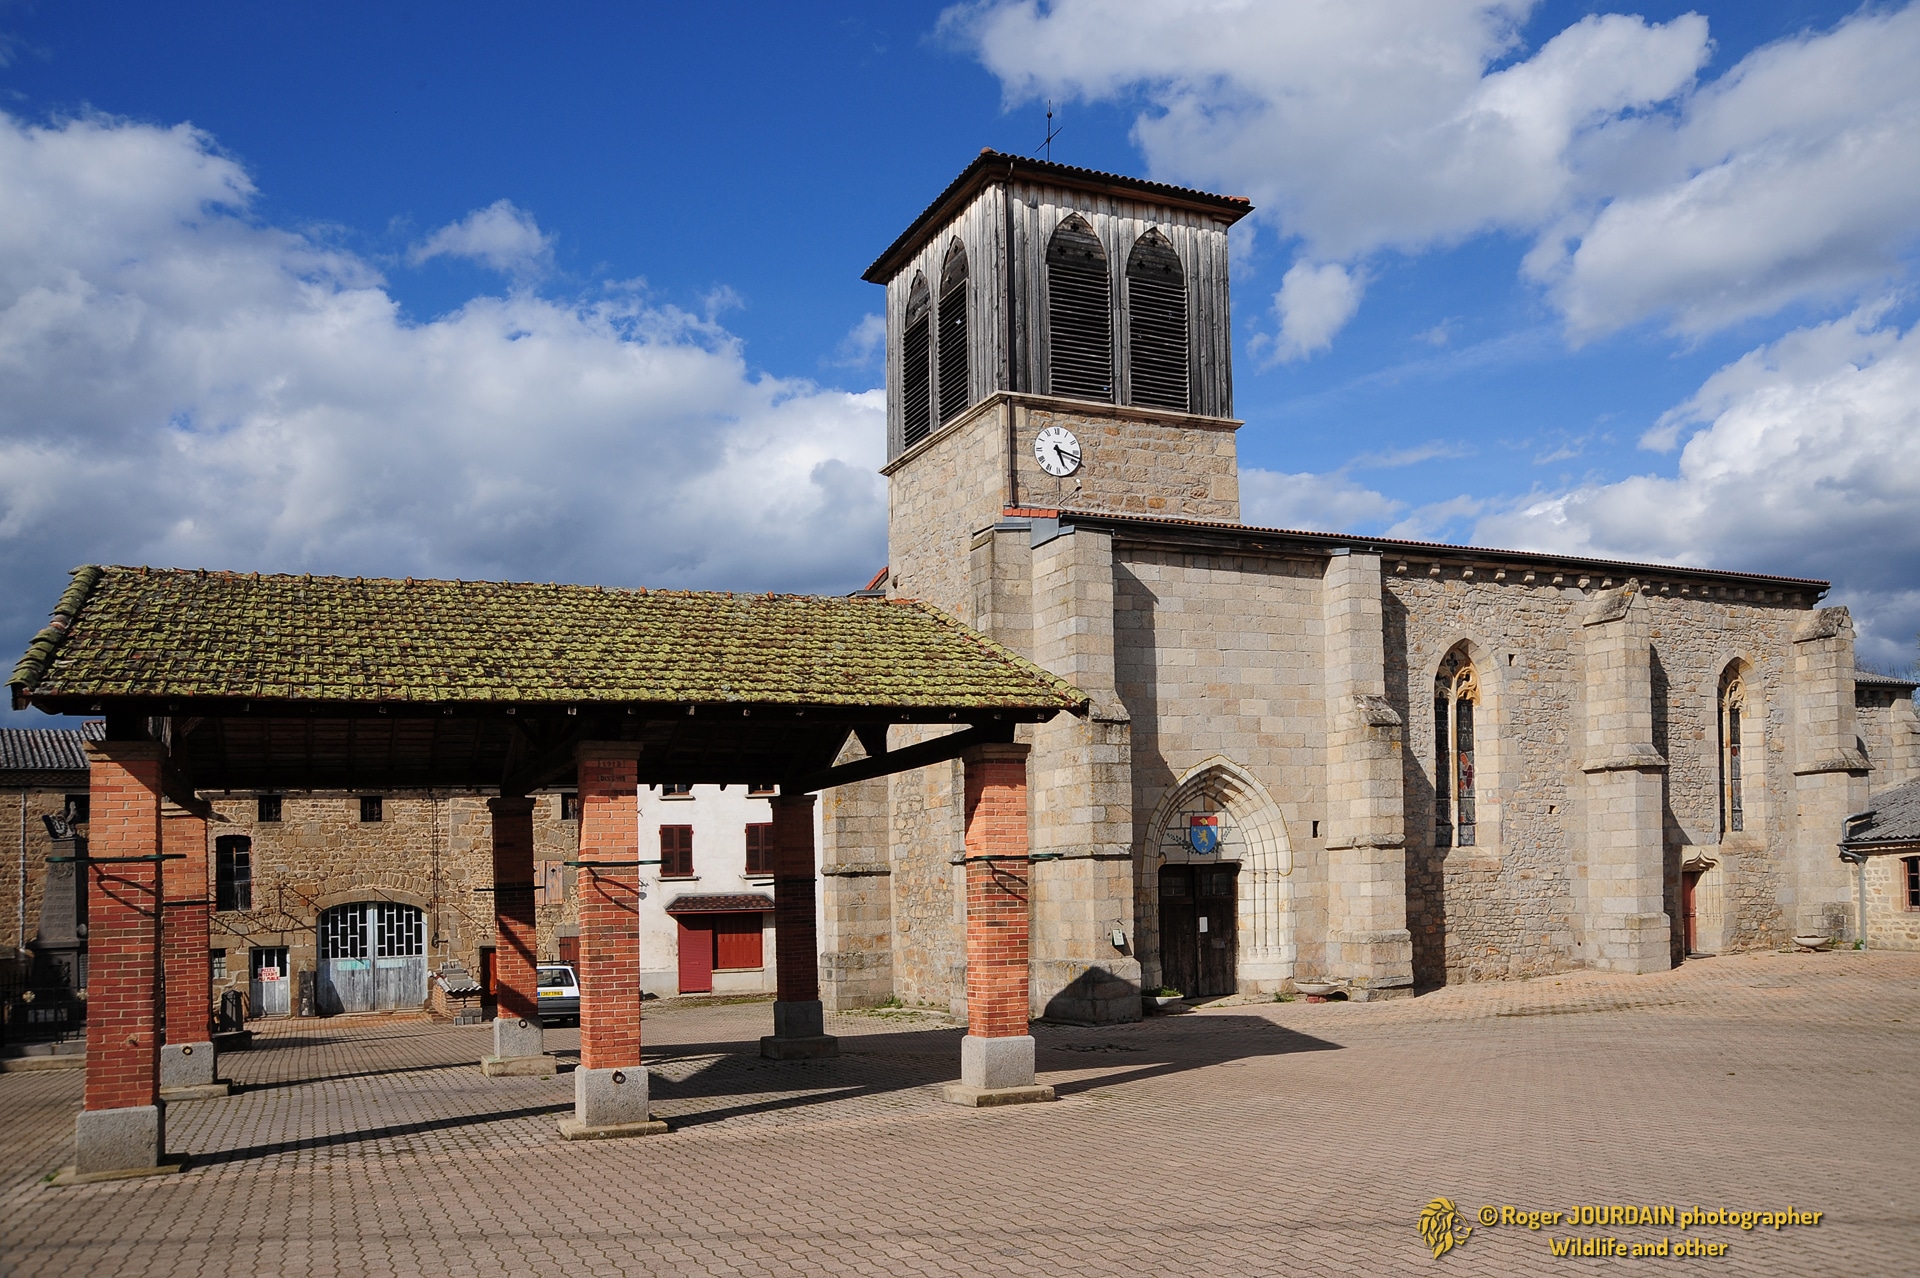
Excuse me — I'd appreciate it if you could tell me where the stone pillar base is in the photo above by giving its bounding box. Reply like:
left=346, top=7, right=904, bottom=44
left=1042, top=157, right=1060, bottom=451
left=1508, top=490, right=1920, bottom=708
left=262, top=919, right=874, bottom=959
left=761, top=999, right=839, bottom=1058
left=942, top=1081, right=1055, bottom=1107
left=157, top=1041, right=230, bottom=1099
left=490, top=1015, right=546, bottom=1059
left=558, top=1065, right=665, bottom=1139
left=959, top=1033, right=1037, bottom=1090
left=71, top=1105, right=166, bottom=1177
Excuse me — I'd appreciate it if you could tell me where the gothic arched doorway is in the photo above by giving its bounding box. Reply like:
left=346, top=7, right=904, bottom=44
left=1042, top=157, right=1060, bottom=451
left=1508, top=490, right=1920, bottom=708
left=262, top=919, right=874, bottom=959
left=1144, top=758, right=1294, bottom=996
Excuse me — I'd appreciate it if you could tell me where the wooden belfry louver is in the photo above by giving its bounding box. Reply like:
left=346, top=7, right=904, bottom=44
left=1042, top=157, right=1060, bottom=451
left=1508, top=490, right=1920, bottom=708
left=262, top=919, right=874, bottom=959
left=901, top=273, right=933, bottom=448
left=1126, top=229, right=1189, bottom=412
left=1046, top=215, right=1112, bottom=402
left=937, top=242, right=970, bottom=424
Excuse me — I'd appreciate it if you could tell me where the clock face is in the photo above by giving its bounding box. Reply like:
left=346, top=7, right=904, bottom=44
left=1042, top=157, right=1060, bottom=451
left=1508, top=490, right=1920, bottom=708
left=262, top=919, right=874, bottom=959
left=1033, top=425, right=1082, bottom=477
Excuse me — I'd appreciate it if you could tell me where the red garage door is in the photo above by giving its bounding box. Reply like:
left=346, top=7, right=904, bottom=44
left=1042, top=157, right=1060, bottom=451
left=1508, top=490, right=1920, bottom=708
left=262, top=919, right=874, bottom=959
left=674, top=913, right=765, bottom=993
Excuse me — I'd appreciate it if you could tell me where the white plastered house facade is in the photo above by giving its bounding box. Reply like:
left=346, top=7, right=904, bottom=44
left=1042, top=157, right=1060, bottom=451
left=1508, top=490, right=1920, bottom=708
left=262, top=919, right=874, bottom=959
left=630, top=784, right=828, bottom=999
left=810, top=152, right=1920, bottom=1024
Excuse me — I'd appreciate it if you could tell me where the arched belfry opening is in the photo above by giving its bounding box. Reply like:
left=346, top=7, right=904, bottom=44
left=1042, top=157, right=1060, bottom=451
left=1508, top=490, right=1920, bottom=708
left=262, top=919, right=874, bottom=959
left=1046, top=215, right=1113, bottom=402
left=937, top=241, right=970, bottom=424
left=1144, top=758, right=1294, bottom=995
left=1125, top=229, right=1188, bottom=411
left=901, top=272, right=933, bottom=449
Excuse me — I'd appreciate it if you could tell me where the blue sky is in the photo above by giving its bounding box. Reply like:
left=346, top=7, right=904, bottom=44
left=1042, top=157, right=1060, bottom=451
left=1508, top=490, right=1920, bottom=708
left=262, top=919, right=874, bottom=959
left=3, top=1, right=1919, bottom=724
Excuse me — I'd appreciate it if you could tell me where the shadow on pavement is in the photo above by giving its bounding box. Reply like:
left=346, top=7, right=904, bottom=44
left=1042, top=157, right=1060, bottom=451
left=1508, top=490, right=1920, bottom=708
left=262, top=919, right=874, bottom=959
left=184, top=1101, right=572, bottom=1168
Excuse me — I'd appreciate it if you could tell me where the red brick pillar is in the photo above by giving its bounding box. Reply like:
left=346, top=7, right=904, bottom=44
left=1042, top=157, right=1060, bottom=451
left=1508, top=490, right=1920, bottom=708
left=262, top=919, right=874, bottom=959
left=157, top=801, right=222, bottom=1098
left=947, top=742, right=1050, bottom=1105
left=76, top=739, right=169, bottom=1173
left=485, top=796, right=548, bottom=1069
left=160, top=805, right=211, bottom=1044
left=565, top=744, right=656, bottom=1135
left=761, top=792, right=835, bottom=1058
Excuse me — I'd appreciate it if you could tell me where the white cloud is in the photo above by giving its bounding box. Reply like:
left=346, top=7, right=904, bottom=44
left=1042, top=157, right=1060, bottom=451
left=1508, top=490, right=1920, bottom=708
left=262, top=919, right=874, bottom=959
left=1476, top=305, right=1920, bottom=666
left=831, top=312, right=887, bottom=368
left=409, top=198, right=555, bottom=277
left=1531, top=6, right=1920, bottom=339
left=0, top=112, right=888, bottom=712
left=1239, top=466, right=1403, bottom=532
left=1262, top=260, right=1364, bottom=363
left=953, top=1, right=1920, bottom=345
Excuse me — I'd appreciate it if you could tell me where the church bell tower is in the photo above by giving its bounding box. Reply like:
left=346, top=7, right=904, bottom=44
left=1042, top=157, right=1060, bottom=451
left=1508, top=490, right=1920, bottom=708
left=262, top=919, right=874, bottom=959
left=864, top=151, right=1252, bottom=613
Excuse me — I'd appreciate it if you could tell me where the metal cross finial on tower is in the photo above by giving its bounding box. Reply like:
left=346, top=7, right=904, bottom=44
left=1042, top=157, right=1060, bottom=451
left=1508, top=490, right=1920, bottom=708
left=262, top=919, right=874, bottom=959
left=1035, top=100, right=1062, bottom=162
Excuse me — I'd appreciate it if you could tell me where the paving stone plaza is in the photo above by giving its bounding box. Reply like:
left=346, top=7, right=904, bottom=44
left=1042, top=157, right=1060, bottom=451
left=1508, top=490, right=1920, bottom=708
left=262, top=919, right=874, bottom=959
left=3, top=949, right=1914, bottom=1276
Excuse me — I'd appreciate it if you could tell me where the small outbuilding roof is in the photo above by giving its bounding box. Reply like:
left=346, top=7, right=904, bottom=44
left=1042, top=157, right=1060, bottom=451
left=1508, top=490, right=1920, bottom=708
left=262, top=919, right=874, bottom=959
left=11, top=566, right=1084, bottom=715
left=0, top=721, right=103, bottom=775
left=1854, top=670, right=1920, bottom=693
left=1842, top=777, right=1920, bottom=851
left=664, top=893, right=776, bottom=915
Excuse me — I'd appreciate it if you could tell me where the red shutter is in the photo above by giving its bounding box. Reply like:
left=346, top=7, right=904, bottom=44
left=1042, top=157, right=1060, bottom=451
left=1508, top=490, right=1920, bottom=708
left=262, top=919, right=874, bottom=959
left=714, top=914, right=764, bottom=970
left=660, top=825, right=694, bottom=877
left=745, top=823, right=773, bottom=875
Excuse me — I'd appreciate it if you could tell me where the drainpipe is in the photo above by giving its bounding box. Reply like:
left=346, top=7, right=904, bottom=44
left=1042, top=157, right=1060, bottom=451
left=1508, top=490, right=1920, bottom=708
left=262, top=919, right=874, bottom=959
left=1838, top=810, right=1876, bottom=949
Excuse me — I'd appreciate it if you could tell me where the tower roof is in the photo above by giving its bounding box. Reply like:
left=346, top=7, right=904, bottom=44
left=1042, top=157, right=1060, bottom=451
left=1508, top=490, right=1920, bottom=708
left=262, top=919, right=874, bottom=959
left=863, top=150, right=1253, bottom=285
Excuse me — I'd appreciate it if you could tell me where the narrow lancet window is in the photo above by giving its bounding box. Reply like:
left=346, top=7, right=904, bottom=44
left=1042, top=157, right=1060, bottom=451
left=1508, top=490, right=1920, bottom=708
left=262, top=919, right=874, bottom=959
left=1434, top=648, right=1478, bottom=848
left=937, top=242, right=971, bottom=423
left=1719, top=670, right=1746, bottom=835
left=1046, top=215, right=1113, bottom=401
left=1125, top=229, right=1188, bottom=411
left=901, top=273, right=933, bottom=449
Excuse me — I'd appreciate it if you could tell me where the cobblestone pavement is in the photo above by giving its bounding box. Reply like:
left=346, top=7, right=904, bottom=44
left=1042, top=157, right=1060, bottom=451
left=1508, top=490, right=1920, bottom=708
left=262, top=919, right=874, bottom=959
left=2, top=951, right=1916, bottom=1276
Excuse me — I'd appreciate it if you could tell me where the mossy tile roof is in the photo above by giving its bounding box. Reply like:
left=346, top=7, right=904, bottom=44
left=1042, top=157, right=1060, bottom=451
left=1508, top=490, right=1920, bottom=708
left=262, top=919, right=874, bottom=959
left=11, top=567, right=1087, bottom=712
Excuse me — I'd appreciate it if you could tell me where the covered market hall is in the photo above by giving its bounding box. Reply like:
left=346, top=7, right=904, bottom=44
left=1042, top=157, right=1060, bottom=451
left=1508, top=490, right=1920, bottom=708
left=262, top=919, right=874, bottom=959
left=8, top=565, right=1087, bottom=1181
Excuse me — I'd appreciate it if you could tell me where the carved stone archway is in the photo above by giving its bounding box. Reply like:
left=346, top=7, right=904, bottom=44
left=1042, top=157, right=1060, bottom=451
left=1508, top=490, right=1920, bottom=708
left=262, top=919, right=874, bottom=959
left=1144, top=757, right=1294, bottom=991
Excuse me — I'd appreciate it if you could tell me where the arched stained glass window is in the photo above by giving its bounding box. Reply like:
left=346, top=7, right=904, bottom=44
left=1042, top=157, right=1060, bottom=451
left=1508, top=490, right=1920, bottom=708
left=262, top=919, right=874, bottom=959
left=1046, top=215, right=1113, bottom=402
left=1126, top=229, right=1188, bottom=411
left=1435, top=648, right=1478, bottom=848
left=901, top=273, right=933, bottom=449
left=1719, top=669, right=1746, bottom=835
left=937, top=242, right=971, bottom=423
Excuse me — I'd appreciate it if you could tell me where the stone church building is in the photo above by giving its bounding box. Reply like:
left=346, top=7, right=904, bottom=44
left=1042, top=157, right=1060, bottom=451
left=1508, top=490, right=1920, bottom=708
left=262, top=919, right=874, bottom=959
left=814, top=151, right=1920, bottom=1023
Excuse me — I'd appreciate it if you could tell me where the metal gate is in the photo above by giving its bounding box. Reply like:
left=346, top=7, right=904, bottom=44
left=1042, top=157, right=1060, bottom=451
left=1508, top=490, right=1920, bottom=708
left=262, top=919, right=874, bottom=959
left=317, top=903, right=426, bottom=1013
left=250, top=946, right=291, bottom=1016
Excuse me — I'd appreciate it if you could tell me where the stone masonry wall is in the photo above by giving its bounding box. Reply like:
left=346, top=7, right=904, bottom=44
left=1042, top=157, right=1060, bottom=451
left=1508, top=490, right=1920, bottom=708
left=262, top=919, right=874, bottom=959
left=1008, top=400, right=1240, bottom=521
left=1857, top=689, right=1920, bottom=790
left=0, top=783, right=88, bottom=963
left=1863, top=853, right=1920, bottom=950
left=887, top=748, right=966, bottom=1012
left=886, top=393, right=1245, bottom=620
left=204, top=792, right=496, bottom=1009
left=1386, top=566, right=1812, bottom=985
left=1113, top=548, right=1331, bottom=987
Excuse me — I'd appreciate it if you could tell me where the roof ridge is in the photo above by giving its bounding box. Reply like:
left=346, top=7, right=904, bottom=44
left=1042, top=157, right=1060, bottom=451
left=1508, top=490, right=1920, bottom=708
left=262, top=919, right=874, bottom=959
left=1055, top=509, right=1831, bottom=591
left=9, top=565, right=104, bottom=708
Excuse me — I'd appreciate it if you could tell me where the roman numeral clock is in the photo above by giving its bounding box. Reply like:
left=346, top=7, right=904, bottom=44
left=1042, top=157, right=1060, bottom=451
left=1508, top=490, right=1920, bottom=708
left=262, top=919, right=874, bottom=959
left=1033, top=424, right=1081, bottom=477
